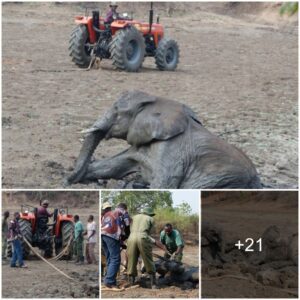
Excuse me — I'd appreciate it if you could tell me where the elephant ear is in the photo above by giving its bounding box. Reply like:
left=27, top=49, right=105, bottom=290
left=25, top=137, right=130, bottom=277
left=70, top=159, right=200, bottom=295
left=127, top=98, right=191, bottom=146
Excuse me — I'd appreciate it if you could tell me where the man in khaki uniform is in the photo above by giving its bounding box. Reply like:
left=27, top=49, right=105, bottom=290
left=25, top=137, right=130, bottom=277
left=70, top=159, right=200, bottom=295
left=127, top=207, right=157, bottom=289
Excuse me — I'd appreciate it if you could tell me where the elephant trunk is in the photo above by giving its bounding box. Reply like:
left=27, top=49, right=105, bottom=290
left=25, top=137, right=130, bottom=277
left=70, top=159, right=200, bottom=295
left=65, top=131, right=105, bottom=185
left=65, top=110, right=113, bottom=185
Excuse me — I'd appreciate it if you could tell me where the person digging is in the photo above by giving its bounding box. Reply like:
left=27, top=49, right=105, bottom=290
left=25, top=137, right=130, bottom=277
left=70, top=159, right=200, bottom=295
left=160, top=223, right=184, bottom=263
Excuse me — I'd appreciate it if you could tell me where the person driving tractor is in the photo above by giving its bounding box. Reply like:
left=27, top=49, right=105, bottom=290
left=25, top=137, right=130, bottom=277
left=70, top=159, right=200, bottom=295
left=160, top=223, right=184, bottom=262
left=105, top=2, right=122, bottom=24
left=36, top=200, right=54, bottom=257
left=37, top=200, right=53, bottom=219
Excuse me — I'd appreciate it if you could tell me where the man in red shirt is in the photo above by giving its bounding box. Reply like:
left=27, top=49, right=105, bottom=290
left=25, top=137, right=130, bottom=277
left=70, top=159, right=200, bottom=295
left=101, top=202, right=127, bottom=290
left=37, top=200, right=53, bottom=219
left=36, top=200, right=54, bottom=257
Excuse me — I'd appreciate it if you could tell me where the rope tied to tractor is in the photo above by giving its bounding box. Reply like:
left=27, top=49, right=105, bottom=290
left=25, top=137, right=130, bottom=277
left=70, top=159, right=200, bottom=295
left=49, top=235, right=73, bottom=261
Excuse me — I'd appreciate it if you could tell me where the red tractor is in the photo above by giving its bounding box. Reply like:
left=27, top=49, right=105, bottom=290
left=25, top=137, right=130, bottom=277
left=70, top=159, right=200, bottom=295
left=69, top=3, right=179, bottom=71
left=7, top=204, right=74, bottom=259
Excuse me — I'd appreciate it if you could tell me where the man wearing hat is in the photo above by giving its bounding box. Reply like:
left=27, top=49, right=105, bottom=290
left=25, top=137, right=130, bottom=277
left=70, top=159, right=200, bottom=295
left=37, top=199, right=53, bottom=219
left=36, top=199, right=54, bottom=257
left=101, top=202, right=126, bottom=289
left=127, top=207, right=157, bottom=289
left=105, top=2, right=122, bottom=24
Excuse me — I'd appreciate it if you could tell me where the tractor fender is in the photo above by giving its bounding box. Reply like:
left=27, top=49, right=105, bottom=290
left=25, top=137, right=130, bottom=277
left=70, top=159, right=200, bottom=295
left=20, top=212, right=36, bottom=233
left=54, top=214, right=74, bottom=237
left=74, top=16, right=97, bottom=43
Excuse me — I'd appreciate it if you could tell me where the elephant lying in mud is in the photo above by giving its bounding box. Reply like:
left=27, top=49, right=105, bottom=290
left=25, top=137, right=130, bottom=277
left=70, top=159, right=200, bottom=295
left=65, top=90, right=261, bottom=189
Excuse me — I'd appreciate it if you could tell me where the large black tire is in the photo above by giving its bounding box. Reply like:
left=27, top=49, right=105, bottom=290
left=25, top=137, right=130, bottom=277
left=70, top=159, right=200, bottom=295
left=69, top=25, right=92, bottom=68
left=155, top=38, right=180, bottom=71
left=19, top=219, right=32, bottom=259
left=56, top=221, right=74, bottom=260
left=110, top=26, right=145, bottom=72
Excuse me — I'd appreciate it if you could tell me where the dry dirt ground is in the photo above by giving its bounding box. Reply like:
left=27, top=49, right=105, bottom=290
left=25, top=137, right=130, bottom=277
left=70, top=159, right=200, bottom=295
left=2, top=192, right=99, bottom=298
left=101, top=245, right=199, bottom=298
left=2, top=2, right=298, bottom=189
left=201, top=191, right=298, bottom=298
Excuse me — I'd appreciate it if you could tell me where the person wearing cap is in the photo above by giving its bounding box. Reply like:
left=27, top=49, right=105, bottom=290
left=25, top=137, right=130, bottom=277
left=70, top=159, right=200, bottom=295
left=36, top=199, right=54, bottom=257
left=126, top=207, right=157, bottom=289
left=37, top=199, right=53, bottom=219
left=2, top=211, right=10, bottom=260
left=101, top=202, right=126, bottom=290
left=160, top=223, right=184, bottom=262
left=105, top=2, right=121, bottom=24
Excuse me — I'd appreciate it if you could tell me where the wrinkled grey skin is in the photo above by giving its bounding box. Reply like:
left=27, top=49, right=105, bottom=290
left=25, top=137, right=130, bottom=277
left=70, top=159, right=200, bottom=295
left=65, top=90, right=261, bottom=189
left=202, top=221, right=227, bottom=265
left=155, top=259, right=199, bottom=283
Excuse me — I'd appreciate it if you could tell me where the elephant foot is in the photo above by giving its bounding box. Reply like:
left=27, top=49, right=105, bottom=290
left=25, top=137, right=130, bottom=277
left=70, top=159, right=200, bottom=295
left=62, top=178, right=71, bottom=188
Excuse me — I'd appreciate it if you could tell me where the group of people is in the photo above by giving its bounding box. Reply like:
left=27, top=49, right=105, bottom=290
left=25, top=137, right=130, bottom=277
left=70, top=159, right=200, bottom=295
left=73, top=213, right=97, bottom=265
left=101, top=202, right=184, bottom=290
left=2, top=200, right=98, bottom=267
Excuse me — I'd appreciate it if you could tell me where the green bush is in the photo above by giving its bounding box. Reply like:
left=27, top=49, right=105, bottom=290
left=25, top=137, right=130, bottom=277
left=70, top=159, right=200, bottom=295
left=154, top=207, right=199, bottom=236
left=280, top=2, right=298, bottom=16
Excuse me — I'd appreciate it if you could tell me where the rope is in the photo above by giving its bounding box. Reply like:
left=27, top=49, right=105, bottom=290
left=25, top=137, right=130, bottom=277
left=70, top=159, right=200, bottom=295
left=49, top=236, right=73, bottom=261
left=23, top=237, right=76, bottom=282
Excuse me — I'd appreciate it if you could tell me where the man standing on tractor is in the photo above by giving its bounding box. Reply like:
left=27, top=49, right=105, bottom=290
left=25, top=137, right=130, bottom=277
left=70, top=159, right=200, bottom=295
left=105, top=2, right=124, bottom=24
left=160, top=223, right=184, bottom=262
left=36, top=199, right=54, bottom=258
left=37, top=199, right=53, bottom=219
left=127, top=207, right=157, bottom=289
left=8, top=212, right=27, bottom=268
left=2, top=211, right=10, bottom=260
left=101, top=202, right=127, bottom=290
left=73, top=215, right=84, bottom=265
left=85, top=215, right=97, bottom=264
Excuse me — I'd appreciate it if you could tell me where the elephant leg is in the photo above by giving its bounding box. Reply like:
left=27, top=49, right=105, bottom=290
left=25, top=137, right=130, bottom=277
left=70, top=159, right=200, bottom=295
left=148, top=148, right=184, bottom=188
left=83, top=150, right=139, bottom=181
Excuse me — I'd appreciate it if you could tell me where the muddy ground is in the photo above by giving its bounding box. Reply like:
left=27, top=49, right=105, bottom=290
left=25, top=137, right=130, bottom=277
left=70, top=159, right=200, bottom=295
left=101, top=245, right=199, bottom=298
left=2, top=2, right=298, bottom=189
left=201, top=191, right=298, bottom=298
left=2, top=193, right=99, bottom=298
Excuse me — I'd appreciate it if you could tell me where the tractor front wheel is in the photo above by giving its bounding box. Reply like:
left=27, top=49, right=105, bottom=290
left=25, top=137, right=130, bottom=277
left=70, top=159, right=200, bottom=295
left=69, top=25, right=92, bottom=68
left=155, top=38, right=180, bottom=71
left=110, top=26, right=145, bottom=72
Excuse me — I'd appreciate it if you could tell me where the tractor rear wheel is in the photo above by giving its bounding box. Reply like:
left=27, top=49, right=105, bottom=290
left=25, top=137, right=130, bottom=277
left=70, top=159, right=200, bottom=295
left=19, top=219, right=32, bottom=259
left=56, top=221, right=74, bottom=260
left=110, top=26, right=145, bottom=72
left=69, top=25, right=92, bottom=68
left=155, top=38, right=179, bottom=71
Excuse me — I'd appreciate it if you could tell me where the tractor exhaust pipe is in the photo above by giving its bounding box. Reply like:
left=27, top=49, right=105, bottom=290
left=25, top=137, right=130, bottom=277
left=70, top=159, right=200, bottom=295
left=92, top=10, right=100, bottom=39
left=149, top=2, right=153, bottom=34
